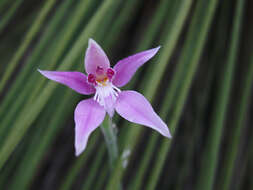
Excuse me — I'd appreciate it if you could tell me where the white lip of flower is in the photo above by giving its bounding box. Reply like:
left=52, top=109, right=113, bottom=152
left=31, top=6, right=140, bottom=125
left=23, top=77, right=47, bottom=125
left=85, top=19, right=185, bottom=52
left=93, top=78, right=121, bottom=107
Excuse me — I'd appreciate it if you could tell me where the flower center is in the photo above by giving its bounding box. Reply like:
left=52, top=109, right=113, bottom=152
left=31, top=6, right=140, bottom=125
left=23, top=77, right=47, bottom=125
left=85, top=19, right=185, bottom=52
left=88, top=67, right=120, bottom=107
left=96, top=77, right=109, bottom=86
left=93, top=80, right=121, bottom=107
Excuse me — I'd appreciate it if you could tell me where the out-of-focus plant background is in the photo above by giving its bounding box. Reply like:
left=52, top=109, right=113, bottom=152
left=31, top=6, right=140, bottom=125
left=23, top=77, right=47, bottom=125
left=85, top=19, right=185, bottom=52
left=0, top=0, right=252, bottom=189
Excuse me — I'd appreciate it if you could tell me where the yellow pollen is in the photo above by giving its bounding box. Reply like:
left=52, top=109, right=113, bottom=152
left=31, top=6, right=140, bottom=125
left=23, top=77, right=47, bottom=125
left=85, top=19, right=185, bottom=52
left=96, top=77, right=108, bottom=86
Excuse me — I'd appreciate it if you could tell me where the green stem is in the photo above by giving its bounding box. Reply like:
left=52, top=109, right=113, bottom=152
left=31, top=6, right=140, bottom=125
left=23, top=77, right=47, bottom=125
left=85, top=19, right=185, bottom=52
left=101, top=115, right=119, bottom=168
left=101, top=115, right=123, bottom=190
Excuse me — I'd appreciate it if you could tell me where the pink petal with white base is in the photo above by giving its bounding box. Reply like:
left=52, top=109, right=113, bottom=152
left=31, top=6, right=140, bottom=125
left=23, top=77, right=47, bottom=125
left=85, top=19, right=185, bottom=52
left=113, top=47, right=160, bottom=87
left=85, top=39, right=110, bottom=74
left=115, top=90, right=171, bottom=138
left=38, top=70, right=95, bottom=95
left=74, top=98, right=106, bottom=156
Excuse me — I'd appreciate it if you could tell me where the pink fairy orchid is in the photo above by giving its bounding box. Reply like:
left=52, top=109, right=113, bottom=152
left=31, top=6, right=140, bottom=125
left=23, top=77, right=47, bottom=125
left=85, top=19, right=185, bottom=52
left=39, top=39, right=171, bottom=156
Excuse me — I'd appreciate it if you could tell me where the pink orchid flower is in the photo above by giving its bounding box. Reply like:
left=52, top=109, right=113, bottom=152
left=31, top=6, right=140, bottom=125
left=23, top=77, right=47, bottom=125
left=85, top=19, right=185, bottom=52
left=39, top=39, right=171, bottom=156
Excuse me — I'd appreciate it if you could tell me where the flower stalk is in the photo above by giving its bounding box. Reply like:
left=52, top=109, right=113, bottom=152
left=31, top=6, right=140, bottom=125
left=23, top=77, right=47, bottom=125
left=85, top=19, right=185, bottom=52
left=101, top=115, right=119, bottom=168
left=101, top=116, right=123, bottom=190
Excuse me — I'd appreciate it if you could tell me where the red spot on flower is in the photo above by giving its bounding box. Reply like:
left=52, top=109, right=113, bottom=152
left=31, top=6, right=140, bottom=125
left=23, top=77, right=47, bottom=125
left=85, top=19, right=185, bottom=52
left=107, top=68, right=115, bottom=80
left=88, top=73, right=96, bottom=84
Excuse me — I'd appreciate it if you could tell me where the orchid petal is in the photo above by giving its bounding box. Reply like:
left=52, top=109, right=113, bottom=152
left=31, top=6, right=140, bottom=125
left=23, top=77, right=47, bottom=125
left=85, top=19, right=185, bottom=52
left=38, top=70, right=95, bottom=95
left=113, top=47, right=160, bottom=87
left=115, top=90, right=171, bottom=138
left=74, top=98, right=106, bottom=156
left=85, top=38, right=110, bottom=74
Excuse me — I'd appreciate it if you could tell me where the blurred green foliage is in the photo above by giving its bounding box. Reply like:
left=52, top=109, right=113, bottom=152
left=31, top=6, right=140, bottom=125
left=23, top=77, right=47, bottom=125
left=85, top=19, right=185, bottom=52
left=0, top=0, right=252, bottom=189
